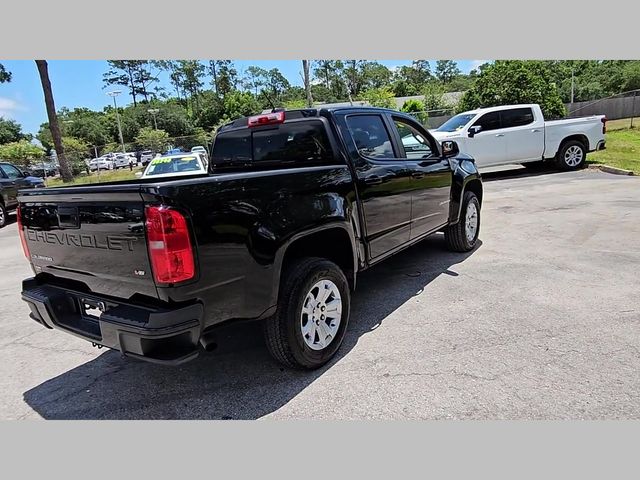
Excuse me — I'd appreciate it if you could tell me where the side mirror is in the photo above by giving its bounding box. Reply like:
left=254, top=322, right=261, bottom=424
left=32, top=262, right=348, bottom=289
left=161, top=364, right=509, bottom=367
left=22, top=170, right=32, bottom=177
left=135, top=171, right=143, bottom=178
left=442, top=140, right=460, bottom=158
left=468, top=125, right=482, bottom=138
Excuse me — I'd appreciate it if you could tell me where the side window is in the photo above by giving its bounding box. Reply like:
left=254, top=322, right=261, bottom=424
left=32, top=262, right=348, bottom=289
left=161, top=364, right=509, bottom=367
left=472, top=111, right=501, bottom=132
left=501, top=108, right=535, bottom=128
left=346, top=115, right=395, bottom=159
left=0, top=164, right=23, bottom=179
left=393, top=118, right=435, bottom=160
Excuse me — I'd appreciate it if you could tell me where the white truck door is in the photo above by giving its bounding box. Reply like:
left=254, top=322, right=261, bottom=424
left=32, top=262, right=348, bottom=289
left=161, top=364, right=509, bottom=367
left=464, top=111, right=508, bottom=167
left=501, top=107, right=545, bottom=162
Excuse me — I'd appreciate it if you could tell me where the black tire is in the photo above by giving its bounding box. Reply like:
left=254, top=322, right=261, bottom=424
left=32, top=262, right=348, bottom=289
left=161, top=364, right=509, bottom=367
left=0, top=203, right=6, bottom=228
left=444, top=191, right=480, bottom=252
left=263, top=257, right=351, bottom=369
left=555, top=140, right=586, bottom=171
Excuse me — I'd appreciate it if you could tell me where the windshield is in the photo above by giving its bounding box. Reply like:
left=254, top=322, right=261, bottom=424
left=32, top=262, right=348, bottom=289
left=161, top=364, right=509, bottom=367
left=436, top=113, right=477, bottom=132
left=144, top=155, right=203, bottom=176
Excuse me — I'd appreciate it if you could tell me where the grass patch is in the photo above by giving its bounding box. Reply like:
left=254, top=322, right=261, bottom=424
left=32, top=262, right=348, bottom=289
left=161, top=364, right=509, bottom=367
left=588, top=127, right=640, bottom=174
left=44, top=168, right=141, bottom=187
left=604, top=117, right=639, bottom=131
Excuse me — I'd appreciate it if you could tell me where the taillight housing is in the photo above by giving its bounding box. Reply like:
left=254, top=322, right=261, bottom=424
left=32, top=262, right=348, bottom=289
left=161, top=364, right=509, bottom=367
left=247, top=111, right=285, bottom=127
left=145, top=205, right=195, bottom=284
left=16, top=205, right=30, bottom=260
left=602, top=116, right=607, bottom=134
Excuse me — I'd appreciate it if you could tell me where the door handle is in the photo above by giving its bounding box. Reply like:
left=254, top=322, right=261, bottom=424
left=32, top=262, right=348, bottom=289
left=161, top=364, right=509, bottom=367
left=531, top=129, right=541, bottom=132
left=495, top=134, right=505, bottom=137
left=411, top=172, right=425, bottom=179
left=364, top=175, right=383, bottom=185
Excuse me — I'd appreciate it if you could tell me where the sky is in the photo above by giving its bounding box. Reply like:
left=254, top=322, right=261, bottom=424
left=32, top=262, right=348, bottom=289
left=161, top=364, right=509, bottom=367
left=0, top=60, right=485, bottom=135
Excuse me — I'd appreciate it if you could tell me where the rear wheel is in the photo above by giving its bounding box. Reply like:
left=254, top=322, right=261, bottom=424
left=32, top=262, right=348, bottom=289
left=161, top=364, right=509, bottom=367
left=555, top=140, right=586, bottom=171
left=263, top=257, right=350, bottom=369
left=0, top=203, right=6, bottom=228
left=444, top=191, right=480, bottom=252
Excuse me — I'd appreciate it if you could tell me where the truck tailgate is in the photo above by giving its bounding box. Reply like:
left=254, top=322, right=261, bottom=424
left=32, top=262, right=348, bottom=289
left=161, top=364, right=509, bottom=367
left=18, top=187, right=158, bottom=300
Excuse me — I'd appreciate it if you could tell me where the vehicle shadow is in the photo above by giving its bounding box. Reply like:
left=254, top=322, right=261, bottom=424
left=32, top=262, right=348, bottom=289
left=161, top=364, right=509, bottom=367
left=480, top=163, right=572, bottom=182
left=23, top=234, right=481, bottom=420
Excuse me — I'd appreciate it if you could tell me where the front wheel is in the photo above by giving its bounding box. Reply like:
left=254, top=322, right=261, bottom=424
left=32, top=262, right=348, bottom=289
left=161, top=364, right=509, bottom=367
left=555, top=140, right=586, bottom=171
left=444, top=191, right=480, bottom=252
left=263, top=257, right=351, bottom=369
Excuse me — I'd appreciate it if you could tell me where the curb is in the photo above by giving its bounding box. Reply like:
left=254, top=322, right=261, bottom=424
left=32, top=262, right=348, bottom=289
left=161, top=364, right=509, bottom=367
left=587, top=164, right=635, bottom=176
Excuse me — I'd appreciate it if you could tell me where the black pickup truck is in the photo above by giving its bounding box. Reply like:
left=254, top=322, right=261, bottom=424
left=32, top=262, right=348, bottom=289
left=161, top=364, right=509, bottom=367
left=17, top=107, right=483, bottom=369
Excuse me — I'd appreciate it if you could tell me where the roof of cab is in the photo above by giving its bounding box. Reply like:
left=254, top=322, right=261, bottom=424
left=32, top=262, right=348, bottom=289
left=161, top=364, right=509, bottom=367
left=217, top=106, right=412, bottom=133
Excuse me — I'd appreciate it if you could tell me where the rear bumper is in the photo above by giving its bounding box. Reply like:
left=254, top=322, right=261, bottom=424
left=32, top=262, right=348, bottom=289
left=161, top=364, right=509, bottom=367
left=21, top=277, right=203, bottom=365
left=594, top=140, right=606, bottom=151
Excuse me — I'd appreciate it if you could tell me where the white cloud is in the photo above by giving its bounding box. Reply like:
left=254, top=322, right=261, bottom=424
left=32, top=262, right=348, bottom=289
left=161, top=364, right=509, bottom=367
left=469, top=60, right=490, bottom=71
left=0, top=97, right=26, bottom=119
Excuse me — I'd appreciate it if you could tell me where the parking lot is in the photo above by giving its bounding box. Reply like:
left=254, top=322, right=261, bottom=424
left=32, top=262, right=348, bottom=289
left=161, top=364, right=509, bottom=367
left=0, top=166, right=638, bottom=420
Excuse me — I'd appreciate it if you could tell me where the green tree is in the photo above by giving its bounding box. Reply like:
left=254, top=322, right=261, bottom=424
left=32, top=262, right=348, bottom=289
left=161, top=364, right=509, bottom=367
left=422, top=82, right=450, bottom=111
left=0, top=140, right=45, bottom=168
left=61, top=136, right=90, bottom=174
left=284, top=99, right=307, bottom=109
left=312, top=60, right=348, bottom=99
left=392, top=60, right=432, bottom=96
left=242, top=66, right=268, bottom=95
left=0, top=63, right=10, bottom=83
left=221, top=91, right=260, bottom=121
left=260, top=68, right=291, bottom=108
left=362, top=86, right=396, bottom=109
left=61, top=108, right=112, bottom=147
left=343, top=60, right=366, bottom=96
left=0, top=117, right=30, bottom=144
left=194, top=91, right=225, bottom=130
left=208, top=60, right=238, bottom=96
left=103, top=60, right=158, bottom=106
left=435, top=60, right=461, bottom=84
left=401, top=99, right=425, bottom=113
left=458, top=60, right=566, bottom=118
left=359, top=62, right=392, bottom=90
left=135, top=127, right=169, bottom=152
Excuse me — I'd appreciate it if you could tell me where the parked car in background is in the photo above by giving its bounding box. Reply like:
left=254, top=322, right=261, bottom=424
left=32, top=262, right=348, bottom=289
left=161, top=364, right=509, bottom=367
left=191, top=145, right=209, bottom=163
left=137, top=153, right=208, bottom=179
left=88, top=157, right=114, bottom=171
left=29, top=163, right=58, bottom=178
left=140, top=150, right=154, bottom=166
left=430, top=104, right=606, bottom=170
left=0, top=162, right=44, bottom=228
left=113, top=154, right=131, bottom=169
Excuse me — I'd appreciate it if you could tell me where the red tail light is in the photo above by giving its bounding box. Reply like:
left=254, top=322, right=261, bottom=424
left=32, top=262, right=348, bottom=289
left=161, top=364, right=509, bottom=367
left=247, top=111, right=285, bottom=127
left=145, top=206, right=195, bottom=284
left=602, top=116, right=607, bottom=134
left=16, top=206, right=30, bottom=260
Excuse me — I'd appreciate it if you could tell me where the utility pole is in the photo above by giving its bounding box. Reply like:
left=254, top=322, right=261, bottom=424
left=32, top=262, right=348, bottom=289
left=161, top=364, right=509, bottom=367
left=632, top=90, right=637, bottom=129
left=148, top=108, right=159, bottom=129
left=107, top=90, right=125, bottom=153
left=570, top=67, right=575, bottom=105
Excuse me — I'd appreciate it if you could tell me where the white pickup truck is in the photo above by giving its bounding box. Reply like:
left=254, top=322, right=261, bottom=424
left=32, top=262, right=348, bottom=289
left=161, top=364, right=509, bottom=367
left=430, top=104, right=606, bottom=170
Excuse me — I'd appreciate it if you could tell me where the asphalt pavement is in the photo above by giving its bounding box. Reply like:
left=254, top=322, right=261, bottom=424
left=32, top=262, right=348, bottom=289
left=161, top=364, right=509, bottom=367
left=1, top=165, right=638, bottom=419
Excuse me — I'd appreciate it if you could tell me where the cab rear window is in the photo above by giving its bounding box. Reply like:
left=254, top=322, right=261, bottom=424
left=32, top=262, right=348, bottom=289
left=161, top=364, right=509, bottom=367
left=211, top=121, right=334, bottom=169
